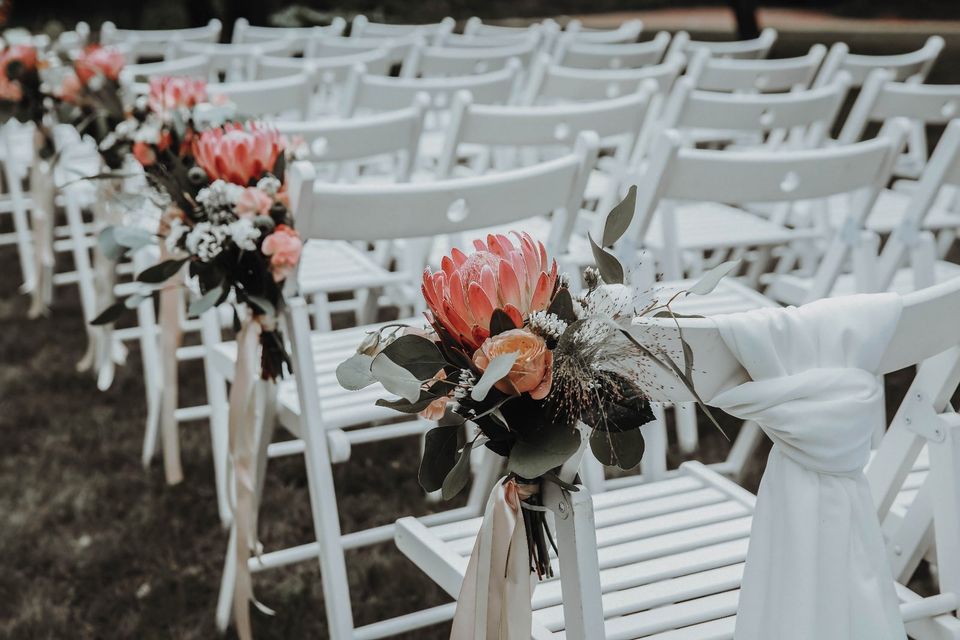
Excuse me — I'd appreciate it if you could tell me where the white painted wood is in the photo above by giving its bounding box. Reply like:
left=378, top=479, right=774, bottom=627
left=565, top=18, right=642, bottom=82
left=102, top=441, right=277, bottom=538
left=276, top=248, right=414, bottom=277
left=101, top=19, right=221, bottom=61
left=665, top=28, right=777, bottom=61
left=563, top=19, right=643, bottom=45
left=553, top=31, right=670, bottom=69
left=207, top=73, right=313, bottom=120
left=815, top=36, right=944, bottom=89
left=525, top=53, right=683, bottom=104
left=687, top=43, right=825, bottom=92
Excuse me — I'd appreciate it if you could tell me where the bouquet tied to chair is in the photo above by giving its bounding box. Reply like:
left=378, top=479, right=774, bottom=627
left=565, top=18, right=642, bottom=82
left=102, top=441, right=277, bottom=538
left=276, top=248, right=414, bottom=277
left=338, top=188, right=732, bottom=637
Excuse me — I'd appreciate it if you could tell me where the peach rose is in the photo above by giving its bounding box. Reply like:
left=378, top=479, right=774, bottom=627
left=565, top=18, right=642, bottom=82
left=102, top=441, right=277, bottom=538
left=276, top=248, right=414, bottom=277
left=419, top=369, right=450, bottom=421
left=0, top=76, right=21, bottom=101
left=132, top=141, right=156, bottom=167
left=57, top=71, right=82, bottom=103
left=260, top=224, right=302, bottom=282
left=75, top=45, right=125, bottom=83
left=472, top=328, right=553, bottom=400
left=235, top=187, right=273, bottom=218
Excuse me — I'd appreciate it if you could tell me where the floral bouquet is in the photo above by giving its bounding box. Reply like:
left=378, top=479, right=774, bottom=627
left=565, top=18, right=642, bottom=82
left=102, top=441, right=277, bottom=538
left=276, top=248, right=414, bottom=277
left=52, top=44, right=128, bottom=169
left=338, top=188, right=731, bottom=585
left=0, top=43, right=56, bottom=158
left=94, top=121, right=303, bottom=381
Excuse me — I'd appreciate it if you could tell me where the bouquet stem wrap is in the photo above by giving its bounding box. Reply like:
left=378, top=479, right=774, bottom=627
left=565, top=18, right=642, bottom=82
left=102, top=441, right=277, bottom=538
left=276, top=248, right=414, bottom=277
left=228, top=313, right=277, bottom=640
left=451, top=477, right=542, bottom=640
left=157, top=209, right=185, bottom=485
left=26, top=156, right=55, bottom=319
left=78, top=177, right=126, bottom=390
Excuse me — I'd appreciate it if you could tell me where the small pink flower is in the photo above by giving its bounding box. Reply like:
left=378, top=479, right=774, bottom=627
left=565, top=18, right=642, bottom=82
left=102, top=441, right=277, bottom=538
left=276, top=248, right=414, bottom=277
left=419, top=369, right=450, bottom=420
left=148, top=76, right=208, bottom=115
left=261, top=224, right=302, bottom=282
left=132, top=141, right=156, bottom=167
left=193, top=122, right=283, bottom=186
left=0, top=76, right=21, bottom=101
left=56, top=71, right=82, bottom=103
left=234, top=187, right=273, bottom=218
left=0, top=45, right=38, bottom=75
left=472, top=329, right=553, bottom=400
left=75, top=45, right=125, bottom=83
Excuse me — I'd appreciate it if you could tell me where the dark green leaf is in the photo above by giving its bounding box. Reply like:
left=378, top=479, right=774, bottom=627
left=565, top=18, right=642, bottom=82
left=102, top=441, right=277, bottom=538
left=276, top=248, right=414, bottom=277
left=489, top=308, right=518, bottom=336
left=137, top=258, right=187, bottom=284
left=380, top=334, right=446, bottom=381
left=419, top=423, right=462, bottom=493
left=375, top=393, right=437, bottom=414
left=442, top=437, right=473, bottom=500
left=547, top=288, right=577, bottom=324
left=590, top=428, right=645, bottom=470
left=90, top=300, right=127, bottom=325
left=602, top=184, right=637, bottom=247
left=681, top=336, right=695, bottom=385
left=588, top=233, right=624, bottom=285
left=188, top=283, right=224, bottom=318
left=507, top=426, right=580, bottom=480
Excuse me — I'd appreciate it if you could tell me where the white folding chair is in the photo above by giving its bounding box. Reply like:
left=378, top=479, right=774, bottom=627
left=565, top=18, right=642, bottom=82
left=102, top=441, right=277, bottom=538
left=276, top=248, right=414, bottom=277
left=100, top=19, right=222, bottom=61
left=524, top=53, right=684, bottom=104
left=307, top=33, right=422, bottom=68
left=815, top=36, right=944, bottom=89
left=840, top=69, right=960, bottom=180
left=463, top=17, right=559, bottom=41
left=768, top=119, right=960, bottom=305
left=166, top=39, right=298, bottom=81
left=563, top=18, right=643, bottom=45
left=552, top=31, right=671, bottom=70
left=253, top=49, right=391, bottom=116
left=350, top=14, right=455, bottom=45
left=230, top=16, right=346, bottom=52
left=208, top=135, right=599, bottom=639
left=401, top=38, right=539, bottom=78
left=396, top=279, right=960, bottom=639
left=686, top=43, right=826, bottom=93
left=0, top=120, right=39, bottom=289
left=120, top=55, right=212, bottom=85
left=206, top=73, right=313, bottom=120
left=665, top=27, right=777, bottom=61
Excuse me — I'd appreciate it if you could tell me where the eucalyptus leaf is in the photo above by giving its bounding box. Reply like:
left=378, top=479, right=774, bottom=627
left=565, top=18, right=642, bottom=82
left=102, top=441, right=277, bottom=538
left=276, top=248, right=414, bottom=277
left=375, top=393, right=437, bottom=414
left=687, top=260, right=741, bottom=296
left=114, top=226, right=154, bottom=250
left=137, top=258, right=187, bottom=284
left=90, top=300, right=127, bottom=325
left=380, top=334, right=447, bottom=380
left=507, top=426, right=581, bottom=480
left=442, top=438, right=473, bottom=500
left=371, top=352, right=423, bottom=403
left=419, top=424, right=461, bottom=493
left=588, top=233, right=624, bottom=285
left=590, top=428, right=645, bottom=470
left=336, top=353, right=376, bottom=391
left=602, top=184, right=637, bottom=247
left=245, top=294, right=276, bottom=318
left=188, top=283, right=224, bottom=318
left=97, top=227, right=125, bottom=260
left=471, top=352, right=519, bottom=402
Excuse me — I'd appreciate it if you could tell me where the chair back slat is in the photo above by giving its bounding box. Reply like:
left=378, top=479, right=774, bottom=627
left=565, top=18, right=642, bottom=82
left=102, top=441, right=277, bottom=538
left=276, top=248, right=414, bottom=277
left=350, top=15, right=455, bottom=44
left=553, top=31, right=670, bottom=69
left=404, top=39, right=539, bottom=78
left=231, top=17, right=346, bottom=49
left=563, top=19, right=643, bottom=45
left=666, top=28, right=777, bottom=61
left=816, top=36, right=944, bottom=89
left=101, top=19, right=221, bottom=60
left=527, top=53, right=682, bottom=103
left=208, top=74, right=312, bottom=120
left=689, top=44, right=826, bottom=93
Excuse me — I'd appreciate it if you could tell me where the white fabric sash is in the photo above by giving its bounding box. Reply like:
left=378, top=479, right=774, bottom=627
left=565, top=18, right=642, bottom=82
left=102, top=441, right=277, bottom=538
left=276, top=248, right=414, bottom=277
left=450, top=477, right=535, bottom=640
left=708, top=294, right=906, bottom=640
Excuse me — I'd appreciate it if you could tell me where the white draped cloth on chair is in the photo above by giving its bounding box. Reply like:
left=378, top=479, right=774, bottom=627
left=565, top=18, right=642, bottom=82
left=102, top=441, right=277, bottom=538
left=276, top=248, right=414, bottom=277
left=708, top=293, right=907, bottom=640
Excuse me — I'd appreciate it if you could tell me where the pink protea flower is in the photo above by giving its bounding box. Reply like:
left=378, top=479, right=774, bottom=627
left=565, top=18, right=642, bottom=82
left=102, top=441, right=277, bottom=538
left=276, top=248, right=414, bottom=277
left=422, top=232, right=558, bottom=353
left=261, top=224, right=303, bottom=282
left=193, top=122, right=283, bottom=186
left=75, top=45, right=125, bottom=83
left=148, top=76, right=208, bottom=115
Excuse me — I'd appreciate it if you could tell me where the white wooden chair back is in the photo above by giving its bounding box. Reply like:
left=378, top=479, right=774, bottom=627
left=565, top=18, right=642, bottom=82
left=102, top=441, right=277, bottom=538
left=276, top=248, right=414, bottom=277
left=875, top=120, right=960, bottom=291
left=666, top=27, right=777, bottom=61
left=207, top=73, right=312, bottom=120
left=341, top=61, right=521, bottom=118
left=463, top=17, right=560, bottom=40
left=350, top=15, right=454, bottom=44
left=230, top=16, right=346, bottom=51
left=101, top=19, right=221, bottom=60
left=815, top=36, right=944, bottom=89
left=306, top=33, right=421, bottom=67
left=629, top=121, right=909, bottom=282
left=288, top=131, right=598, bottom=257
left=166, top=39, right=298, bottom=81
left=436, top=84, right=654, bottom=187
left=401, top=38, right=539, bottom=78
left=657, top=73, right=849, bottom=151
left=839, top=70, right=960, bottom=178
left=524, top=53, right=683, bottom=104
left=120, top=55, right=212, bottom=84
left=274, top=99, right=428, bottom=182
left=552, top=31, right=670, bottom=70
left=687, top=43, right=826, bottom=93
left=563, top=19, right=643, bottom=44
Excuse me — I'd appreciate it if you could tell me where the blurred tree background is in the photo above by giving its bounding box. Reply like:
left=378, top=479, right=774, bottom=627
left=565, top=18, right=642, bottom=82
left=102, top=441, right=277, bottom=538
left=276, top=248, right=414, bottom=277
left=11, top=0, right=960, bottom=36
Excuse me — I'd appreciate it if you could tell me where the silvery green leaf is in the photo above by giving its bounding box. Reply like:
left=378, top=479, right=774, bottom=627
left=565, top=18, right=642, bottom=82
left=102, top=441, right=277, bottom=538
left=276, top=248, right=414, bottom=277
left=470, top=352, right=519, bottom=402
left=442, top=438, right=473, bottom=500
left=188, top=283, right=224, bottom=317
left=687, top=260, right=741, bottom=296
left=98, top=227, right=125, bottom=260
left=602, top=184, right=637, bottom=247
left=507, top=427, right=581, bottom=479
left=336, top=353, right=377, bottom=391
left=124, top=293, right=146, bottom=309
left=371, top=352, right=423, bottom=403
left=588, top=233, right=624, bottom=285
left=114, top=226, right=154, bottom=251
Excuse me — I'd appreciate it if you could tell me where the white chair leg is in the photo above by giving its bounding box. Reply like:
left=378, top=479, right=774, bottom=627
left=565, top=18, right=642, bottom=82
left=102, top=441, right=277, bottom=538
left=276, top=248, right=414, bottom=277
left=137, top=299, right=162, bottom=467
left=201, top=309, right=233, bottom=528
left=640, top=404, right=669, bottom=481
left=675, top=401, right=699, bottom=454
left=216, top=525, right=237, bottom=633
left=5, top=161, right=35, bottom=288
